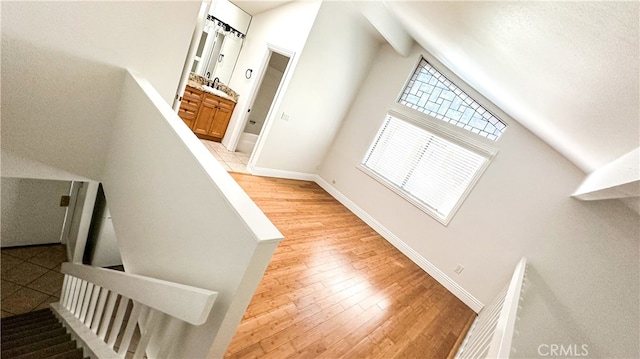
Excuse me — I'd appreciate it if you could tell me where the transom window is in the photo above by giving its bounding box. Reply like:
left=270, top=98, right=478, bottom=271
left=361, top=112, right=494, bottom=225
left=399, top=58, right=507, bottom=140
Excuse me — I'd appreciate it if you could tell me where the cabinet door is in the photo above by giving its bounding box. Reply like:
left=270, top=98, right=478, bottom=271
left=208, top=100, right=234, bottom=139
left=193, top=96, right=219, bottom=136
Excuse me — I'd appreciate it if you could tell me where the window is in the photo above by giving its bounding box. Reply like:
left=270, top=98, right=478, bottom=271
left=399, top=58, right=507, bottom=140
left=361, top=112, right=495, bottom=225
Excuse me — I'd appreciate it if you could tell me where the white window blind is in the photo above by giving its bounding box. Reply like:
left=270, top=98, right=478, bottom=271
left=362, top=114, right=488, bottom=224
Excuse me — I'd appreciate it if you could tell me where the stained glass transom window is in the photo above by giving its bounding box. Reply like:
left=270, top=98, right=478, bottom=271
left=399, top=58, right=507, bottom=140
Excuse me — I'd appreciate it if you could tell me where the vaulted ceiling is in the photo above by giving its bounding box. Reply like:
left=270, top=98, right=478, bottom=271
left=233, top=1, right=639, bottom=173
left=385, top=1, right=639, bottom=173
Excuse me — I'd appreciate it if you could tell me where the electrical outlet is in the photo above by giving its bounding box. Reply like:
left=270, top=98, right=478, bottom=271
left=454, top=264, right=464, bottom=274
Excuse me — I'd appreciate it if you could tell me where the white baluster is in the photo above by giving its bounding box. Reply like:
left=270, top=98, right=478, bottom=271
left=91, top=289, right=110, bottom=334
left=60, top=275, right=70, bottom=304
left=80, top=283, right=94, bottom=322
left=85, top=286, right=102, bottom=328
left=107, top=296, right=130, bottom=348
left=69, top=278, right=82, bottom=312
left=156, top=317, right=187, bottom=359
left=98, top=292, right=119, bottom=340
left=117, top=302, right=144, bottom=357
left=133, top=309, right=164, bottom=359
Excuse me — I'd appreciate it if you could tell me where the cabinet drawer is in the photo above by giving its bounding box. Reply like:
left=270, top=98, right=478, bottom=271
left=217, top=100, right=234, bottom=111
left=184, top=86, right=203, bottom=98
left=183, top=93, right=202, bottom=103
left=179, top=108, right=198, bottom=121
left=202, top=95, right=219, bottom=107
left=180, top=100, right=200, bottom=112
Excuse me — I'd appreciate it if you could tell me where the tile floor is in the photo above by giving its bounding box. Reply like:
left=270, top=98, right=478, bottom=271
left=1, top=244, right=67, bottom=318
left=200, top=139, right=250, bottom=173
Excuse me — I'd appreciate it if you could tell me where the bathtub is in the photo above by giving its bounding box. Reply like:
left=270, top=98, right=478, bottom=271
left=236, top=132, right=258, bottom=154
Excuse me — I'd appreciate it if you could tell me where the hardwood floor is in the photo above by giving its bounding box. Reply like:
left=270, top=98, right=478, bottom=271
left=226, top=174, right=476, bottom=359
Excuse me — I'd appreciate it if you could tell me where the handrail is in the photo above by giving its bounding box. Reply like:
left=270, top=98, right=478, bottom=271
left=456, top=257, right=527, bottom=359
left=61, top=262, right=217, bottom=325
left=487, top=257, right=527, bottom=358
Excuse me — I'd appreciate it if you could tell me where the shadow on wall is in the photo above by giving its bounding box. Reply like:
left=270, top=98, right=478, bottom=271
left=1, top=37, right=125, bottom=181
left=511, top=266, right=602, bottom=358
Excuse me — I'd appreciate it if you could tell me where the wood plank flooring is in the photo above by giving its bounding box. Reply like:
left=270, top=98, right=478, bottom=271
left=226, top=174, right=475, bottom=359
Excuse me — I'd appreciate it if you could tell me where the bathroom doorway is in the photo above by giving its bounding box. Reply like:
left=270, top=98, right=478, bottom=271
left=236, top=52, right=290, bottom=154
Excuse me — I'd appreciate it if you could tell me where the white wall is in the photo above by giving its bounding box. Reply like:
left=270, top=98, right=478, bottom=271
left=223, top=0, right=322, bottom=152
left=1, top=1, right=199, bottom=181
left=102, top=71, right=283, bottom=358
left=319, top=44, right=639, bottom=358
left=210, top=0, right=251, bottom=34
left=249, top=1, right=380, bottom=177
left=1, top=178, right=70, bottom=247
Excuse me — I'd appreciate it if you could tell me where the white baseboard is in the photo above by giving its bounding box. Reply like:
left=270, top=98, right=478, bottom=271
left=314, top=175, right=484, bottom=313
left=247, top=164, right=318, bottom=181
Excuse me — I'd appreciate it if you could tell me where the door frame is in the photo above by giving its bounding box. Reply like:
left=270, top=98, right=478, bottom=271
left=226, top=44, right=294, bottom=164
left=173, top=0, right=213, bottom=111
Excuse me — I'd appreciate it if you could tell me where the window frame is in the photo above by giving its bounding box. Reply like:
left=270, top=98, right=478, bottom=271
left=396, top=56, right=508, bottom=141
left=359, top=106, right=498, bottom=226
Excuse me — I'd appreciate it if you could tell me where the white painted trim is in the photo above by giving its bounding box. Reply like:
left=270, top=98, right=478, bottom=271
left=488, top=257, right=527, bottom=358
left=242, top=45, right=295, bottom=166
left=61, top=262, right=218, bottom=325
left=247, top=164, right=318, bottom=182
left=224, top=44, right=295, bottom=154
left=314, top=175, right=484, bottom=313
left=71, top=181, right=99, bottom=263
left=173, top=0, right=213, bottom=111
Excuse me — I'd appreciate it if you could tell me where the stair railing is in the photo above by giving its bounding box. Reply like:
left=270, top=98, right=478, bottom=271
left=50, top=262, right=218, bottom=359
left=455, top=257, right=528, bottom=359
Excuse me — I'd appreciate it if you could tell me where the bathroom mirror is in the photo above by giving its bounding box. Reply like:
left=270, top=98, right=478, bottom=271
left=191, top=0, right=251, bottom=84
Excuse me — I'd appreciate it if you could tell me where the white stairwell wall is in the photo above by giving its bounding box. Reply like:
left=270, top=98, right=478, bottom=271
left=103, top=71, right=283, bottom=358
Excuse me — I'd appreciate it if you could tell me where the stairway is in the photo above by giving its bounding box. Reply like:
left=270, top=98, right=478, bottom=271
left=1, top=308, right=87, bottom=359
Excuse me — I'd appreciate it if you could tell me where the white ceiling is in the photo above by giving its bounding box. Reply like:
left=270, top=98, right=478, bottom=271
left=231, top=1, right=292, bottom=16
left=231, top=1, right=639, bottom=172
left=384, top=1, right=639, bottom=172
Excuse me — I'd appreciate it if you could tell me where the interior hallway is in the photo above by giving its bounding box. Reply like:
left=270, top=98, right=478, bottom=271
left=226, top=173, right=476, bottom=359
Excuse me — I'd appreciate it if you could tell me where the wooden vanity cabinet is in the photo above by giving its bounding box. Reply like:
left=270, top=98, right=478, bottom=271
left=178, top=87, right=203, bottom=129
left=178, top=85, right=236, bottom=142
left=208, top=99, right=234, bottom=139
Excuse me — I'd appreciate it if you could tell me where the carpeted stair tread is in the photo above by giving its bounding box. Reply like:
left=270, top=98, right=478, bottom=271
left=1, top=333, right=72, bottom=359
left=2, top=314, right=58, bottom=331
left=47, top=348, right=85, bottom=359
left=2, top=319, right=61, bottom=339
left=1, top=309, right=54, bottom=329
left=1, top=309, right=89, bottom=359
left=12, top=340, right=78, bottom=359
left=1, top=327, right=67, bottom=351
